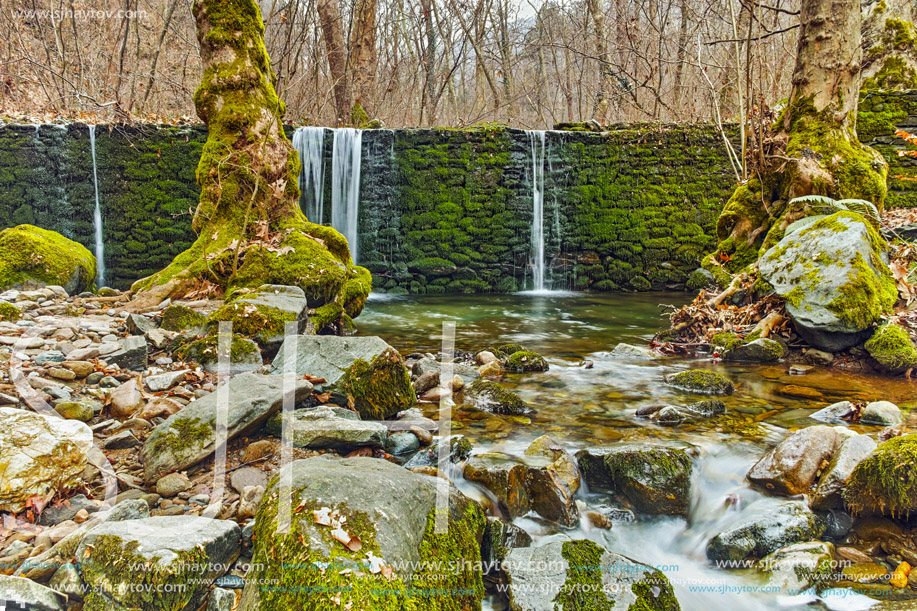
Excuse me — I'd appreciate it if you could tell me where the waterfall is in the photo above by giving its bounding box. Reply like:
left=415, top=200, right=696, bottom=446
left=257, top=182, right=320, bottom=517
left=292, top=127, right=326, bottom=223
left=330, top=128, right=363, bottom=262
left=527, top=130, right=547, bottom=291
left=88, top=125, right=106, bottom=288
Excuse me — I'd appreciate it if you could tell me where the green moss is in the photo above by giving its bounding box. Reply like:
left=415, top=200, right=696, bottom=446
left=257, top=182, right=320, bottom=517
left=862, top=56, right=917, bottom=91
left=312, top=303, right=344, bottom=331
left=555, top=540, right=615, bottom=610
left=864, top=323, right=917, bottom=374
left=494, top=343, right=526, bottom=358
left=712, top=179, right=770, bottom=273
left=467, top=379, right=533, bottom=415
left=711, top=332, right=744, bottom=351
left=81, top=534, right=210, bottom=611
left=700, top=253, right=733, bottom=289
left=668, top=370, right=735, bottom=395
left=844, top=434, right=917, bottom=518
left=338, top=347, right=416, bottom=420
left=0, top=224, right=96, bottom=293
left=342, top=265, right=372, bottom=318
left=160, top=304, right=208, bottom=332
left=629, top=572, right=681, bottom=610
left=175, top=330, right=260, bottom=367
left=207, top=300, right=295, bottom=344
left=505, top=350, right=549, bottom=373
left=826, top=251, right=897, bottom=330
left=145, top=415, right=212, bottom=458
left=0, top=302, right=21, bottom=322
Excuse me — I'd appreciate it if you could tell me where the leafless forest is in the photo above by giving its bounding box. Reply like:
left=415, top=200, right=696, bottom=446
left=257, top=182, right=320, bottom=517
left=0, top=0, right=898, bottom=128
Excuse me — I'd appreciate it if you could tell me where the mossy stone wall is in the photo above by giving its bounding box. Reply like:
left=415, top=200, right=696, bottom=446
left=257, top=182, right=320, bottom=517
left=0, top=92, right=912, bottom=293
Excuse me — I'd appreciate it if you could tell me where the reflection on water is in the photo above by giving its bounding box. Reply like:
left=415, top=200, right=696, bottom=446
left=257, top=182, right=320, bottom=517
left=358, top=293, right=915, bottom=610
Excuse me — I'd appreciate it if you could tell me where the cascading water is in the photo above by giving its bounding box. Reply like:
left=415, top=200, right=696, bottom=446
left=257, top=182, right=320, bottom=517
left=527, top=130, right=547, bottom=291
left=291, top=127, right=326, bottom=223
left=88, top=125, right=106, bottom=287
left=330, top=128, right=363, bottom=263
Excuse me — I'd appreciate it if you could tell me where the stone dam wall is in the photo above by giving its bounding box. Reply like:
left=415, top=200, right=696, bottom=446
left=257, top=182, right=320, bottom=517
left=0, top=90, right=914, bottom=293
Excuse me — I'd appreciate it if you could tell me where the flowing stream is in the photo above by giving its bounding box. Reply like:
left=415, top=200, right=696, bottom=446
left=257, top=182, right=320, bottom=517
left=360, top=292, right=917, bottom=611
left=292, top=126, right=326, bottom=224
left=88, top=125, right=106, bottom=287
left=331, top=128, right=363, bottom=262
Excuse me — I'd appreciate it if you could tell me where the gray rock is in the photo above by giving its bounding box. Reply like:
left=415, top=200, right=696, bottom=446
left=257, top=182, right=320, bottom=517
left=503, top=540, right=679, bottom=611
left=49, top=561, right=84, bottom=601
left=39, top=494, right=99, bottom=526
left=0, top=575, right=66, bottom=610
left=805, top=349, right=835, bottom=365
left=811, top=434, right=877, bottom=510
left=706, top=499, right=825, bottom=562
left=34, top=350, right=65, bottom=365
left=724, top=338, right=786, bottom=362
left=481, top=516, right=531, bottom=572
left=237, top=455, right=485, bottom=610
left=747, top=425, right=846, bottom=496
left=230, top=467, right=268, bottom=494
left=0, top=407, right=93, bottom=513
left=810, top=401, right=856, bottom=424
left=234, top=285, right=309, bottom=348
left=759, top=212, right=897, bottom=351
left=105, top=335, right=148, bottom=371
left=860, top=401, right=902, bottom=426
left=412, top=356, right=481, bottom=385
left=386, top=431, right=421, bottom=455
left=126, top=313, right=156, bottom=335
left=402, top=435, right=472, bottom=468
left=145, top=369, right=190, bottom=392
left=265, top=406, right=387, bottom=451
left=141, top=373, right=312, bottom=482
left=156, top=472, right=192, bottom=498
left=270, top=335, right=394, bottom=387
left=576, top=444, right=693, bottom=516
left=208, top=587, right=236, bottom=611
left=102, top=429, right=141, bottom=449
left=77, top=516, right=240, bottom=610
left=609, top=343, right=658, bottom=359
left=758, top=541, right=834, bottom=592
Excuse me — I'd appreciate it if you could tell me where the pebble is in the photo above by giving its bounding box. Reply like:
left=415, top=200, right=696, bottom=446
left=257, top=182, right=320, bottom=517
left=156, top=472, right=192, bottom=498
left=99, top=376, right=121, bottom=388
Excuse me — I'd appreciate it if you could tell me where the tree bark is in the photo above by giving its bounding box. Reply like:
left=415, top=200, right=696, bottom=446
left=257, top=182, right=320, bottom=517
left=350, top=0, right=377, bottom=118
left=317, top=0, right=352, bottom=123
left=131, top=0, right=370, bottom=321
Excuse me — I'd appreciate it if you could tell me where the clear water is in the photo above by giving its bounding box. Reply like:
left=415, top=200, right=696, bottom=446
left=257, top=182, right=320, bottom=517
left=331, top=128, right=362, bottom=262
left=88, top=125, right=105, bottom=287
left=292, top=126, right=326, bottom=224
left=359, top=292, right=915, bottom=611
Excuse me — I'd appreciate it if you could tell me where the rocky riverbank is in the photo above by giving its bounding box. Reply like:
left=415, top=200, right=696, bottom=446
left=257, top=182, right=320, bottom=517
left=0, top=279, right=914, bottom=610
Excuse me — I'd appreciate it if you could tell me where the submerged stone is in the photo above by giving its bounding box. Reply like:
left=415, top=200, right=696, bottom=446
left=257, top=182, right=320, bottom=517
left=706, top=500, right=825, bottom=563
left=467, top=379, right=534, bottom=415
left=667, top=369, right=735, bottom=395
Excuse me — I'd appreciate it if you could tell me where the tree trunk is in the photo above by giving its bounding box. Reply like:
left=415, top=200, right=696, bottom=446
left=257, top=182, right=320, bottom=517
left=708, top=0, right=888, bottom=276
left=587, top=0, right=613, bottom=123
left=861, top=0, right=917, bottom=90
left=131, top=0, right=370, bottom=323
left=350, top=0, right=377, bottom=120
left=420, top=0, right=437, bottom=125
left=317, top=0, right=352, bottom=123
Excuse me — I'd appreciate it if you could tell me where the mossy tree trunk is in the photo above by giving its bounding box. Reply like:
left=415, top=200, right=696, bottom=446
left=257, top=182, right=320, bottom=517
left=710, top=0, right=889, bottom=276
left=861, top=0, right=917, bottom=90
left=131, top=0, right=371, bottom=324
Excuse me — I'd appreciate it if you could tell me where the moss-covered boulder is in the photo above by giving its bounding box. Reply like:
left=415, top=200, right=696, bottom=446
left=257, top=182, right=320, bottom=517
left=706, top=499, right=824, bottom=563
left=160, top=304, right=208, bottom=332
left=759, top=211, right=897, bottom=351
left=208, top=284, right=308, bottom=351
left=238, top=455, right=486, bottom=611
left=724, top=338, right=786, bottom=363
left=844, top=434, right=917, bottom=518
left=0, top=302, right=21, bottom=322
left=864, top=323, right=917, bottom=374
left=0, top=225, right=95, bottom=294
left=503, top=539, right=681, bottom=610
left=505, top=350, right=549, bottom=373
left=338, top=347, right=415, bottom=420
left=576, top=445, right=693, bottom=516
left=175, top=330, right=263, bottom=374
left=667, top=369, right=735, bottom=395
left=76, top=516, right=240, bottom=611
left=467, top=379, right=534, bottom=415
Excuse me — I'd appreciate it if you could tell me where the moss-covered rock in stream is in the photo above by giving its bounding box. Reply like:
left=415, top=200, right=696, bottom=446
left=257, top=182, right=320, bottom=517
left=706, top=500, right=825, bottom=563
left=467, top=379, right=534, bottom=415
left=576, top=445, right=693, bottom=516
left=0, top=225, right=95, bottom=294
left=208, top=285, right=309, bottom=351
left=504, top=539, right=681, bottom=610
left=238, top=455, right=486, bottom=611
left=505, top=350, right=549, bottom=373
left=759, top=211, right=897, bottom=352
left=667, top=370, right=735, bottom=395
left=864, top=323, right=917, bottom=374
left=844, top=434, right=917, bottom=518
left=337, top=347, right=415, bottom=420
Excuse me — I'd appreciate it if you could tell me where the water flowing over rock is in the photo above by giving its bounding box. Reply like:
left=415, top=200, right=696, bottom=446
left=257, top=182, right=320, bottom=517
left=576, top=444, right=693, bottom=516
left=758, top=211, right=897, bottom=351
left=76, top=516, right=240, bottom=610
left=237, top=455, right=486, bottom=610
left=503, top=540, right=680, bottom=610
left=331, top=128, right=363, bottom=262
left=141, top=373, right=312, bottom=482
left=291, top=126, right=327, bottom=223
left=758, top=541, right=834, bottom=592
left=706, top=499, right=825, bottom=562
left=88, top=125, right=106, bottom=287
left=0, top=407, right=93, bottom=513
